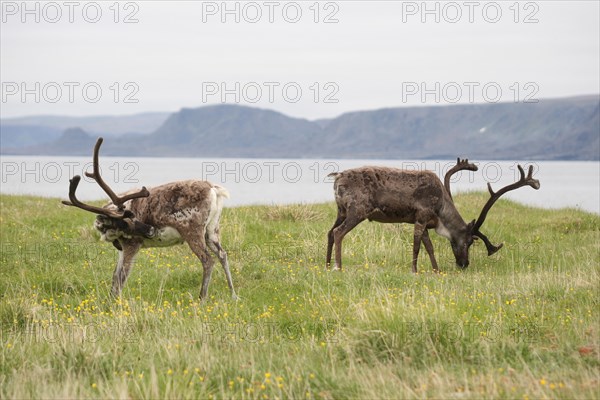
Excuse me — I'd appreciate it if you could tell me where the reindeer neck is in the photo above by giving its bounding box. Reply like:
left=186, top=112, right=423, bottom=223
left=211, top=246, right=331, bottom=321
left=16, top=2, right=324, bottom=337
left=435, top=197, right=468, bottom=240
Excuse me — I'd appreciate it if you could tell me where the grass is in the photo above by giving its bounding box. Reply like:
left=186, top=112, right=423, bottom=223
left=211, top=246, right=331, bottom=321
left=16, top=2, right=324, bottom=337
left=0, top=193, right=598, bottom=399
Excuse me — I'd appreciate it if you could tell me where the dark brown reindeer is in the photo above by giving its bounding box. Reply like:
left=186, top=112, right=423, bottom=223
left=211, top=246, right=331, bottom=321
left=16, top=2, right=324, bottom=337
left=326, top=159, right=540, bottom=272
left=63, top=138, right=237, bottom=300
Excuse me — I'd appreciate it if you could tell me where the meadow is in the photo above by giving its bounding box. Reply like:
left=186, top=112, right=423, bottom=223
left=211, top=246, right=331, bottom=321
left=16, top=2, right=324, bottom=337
left=0, top=193, right=598, bottom=399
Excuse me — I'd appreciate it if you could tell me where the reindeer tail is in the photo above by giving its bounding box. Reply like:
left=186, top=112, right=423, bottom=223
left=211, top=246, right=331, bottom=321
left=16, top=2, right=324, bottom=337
left=212, top=185, right=230, bottom=199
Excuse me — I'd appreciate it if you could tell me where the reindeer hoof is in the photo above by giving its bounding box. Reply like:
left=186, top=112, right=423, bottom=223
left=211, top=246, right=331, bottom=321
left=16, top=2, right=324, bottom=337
left=488, top=243, right=503, bottom=256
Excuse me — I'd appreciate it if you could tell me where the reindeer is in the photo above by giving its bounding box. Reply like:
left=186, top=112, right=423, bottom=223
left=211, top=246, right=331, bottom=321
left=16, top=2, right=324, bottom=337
left=62, top=138, right=237, bottom=300
left=326, top=159, right=540, bottom=272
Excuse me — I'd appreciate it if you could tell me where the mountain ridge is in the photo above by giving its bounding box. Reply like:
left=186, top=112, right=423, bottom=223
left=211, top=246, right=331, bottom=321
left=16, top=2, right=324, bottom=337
left=2, top=95, right=598, bottom=160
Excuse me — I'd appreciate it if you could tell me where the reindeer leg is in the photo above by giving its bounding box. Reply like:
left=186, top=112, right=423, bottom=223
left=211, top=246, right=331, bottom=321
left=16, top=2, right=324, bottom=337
left=206, top=230, right=238, bottom=301
left=412, top=223, right=427, bottom=273
left=326, top=212, right=345, bottom=268
left=111, top=240, right=142, bottom=297
left=185, top=236, right=215, bottom=300
left=111, top=250, right=125, bottom=297
left=421, top=230, right=439, bottom=273
left=333, top=216, right=363, bottom=271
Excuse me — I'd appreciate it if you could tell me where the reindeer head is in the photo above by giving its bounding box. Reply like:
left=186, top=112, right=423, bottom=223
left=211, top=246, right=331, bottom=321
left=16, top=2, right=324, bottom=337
left=448, top=220, right=476, bottom=269
left=62, top=138, right=155, bottom=243
left=445, top=161, right=540, bottom=268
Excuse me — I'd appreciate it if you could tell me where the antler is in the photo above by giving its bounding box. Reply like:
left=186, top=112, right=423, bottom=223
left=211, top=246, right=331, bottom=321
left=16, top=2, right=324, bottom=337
left=62, top=137, right=149, bottom=218
left=444, top=158, right=478, bottom=200
left=62, top=176, right=134, bottom=218
left=84, top=138, right=149, bottom=210
left=472, top=164, right=541, bottom=255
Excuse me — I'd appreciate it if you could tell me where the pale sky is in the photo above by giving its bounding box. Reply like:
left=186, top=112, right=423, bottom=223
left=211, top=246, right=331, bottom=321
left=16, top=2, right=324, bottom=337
left=1, top=0, right=599, bottom=120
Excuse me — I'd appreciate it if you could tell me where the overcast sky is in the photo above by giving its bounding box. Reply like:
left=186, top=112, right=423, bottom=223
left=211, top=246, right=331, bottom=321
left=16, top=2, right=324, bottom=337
left=1, top=1, right=599, bottom=120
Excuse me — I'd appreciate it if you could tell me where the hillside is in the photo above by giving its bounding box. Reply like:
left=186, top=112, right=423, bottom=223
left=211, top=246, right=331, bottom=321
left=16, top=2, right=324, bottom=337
left=2, top=95, right=598, bottom=160
left=317, top=96, right=600, bottom=160
left=0, top=112, right=170, bottom=149
left=136, top=105, right=324, bottom=157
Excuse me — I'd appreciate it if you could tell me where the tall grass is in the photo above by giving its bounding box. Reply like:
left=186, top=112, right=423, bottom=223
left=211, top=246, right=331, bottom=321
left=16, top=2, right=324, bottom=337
left=1, top=194, right=598, bottom=399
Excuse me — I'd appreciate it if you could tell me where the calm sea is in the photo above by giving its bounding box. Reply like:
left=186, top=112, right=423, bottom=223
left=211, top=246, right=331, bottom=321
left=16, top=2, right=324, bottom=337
left=1, top=156, right=599, bottom=214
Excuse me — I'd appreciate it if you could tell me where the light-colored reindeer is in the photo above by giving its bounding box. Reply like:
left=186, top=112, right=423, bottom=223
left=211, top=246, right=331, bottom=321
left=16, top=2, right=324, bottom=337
left=326, top=159, right=540, bottom=272
left=63, top=138, right=237, bottom=300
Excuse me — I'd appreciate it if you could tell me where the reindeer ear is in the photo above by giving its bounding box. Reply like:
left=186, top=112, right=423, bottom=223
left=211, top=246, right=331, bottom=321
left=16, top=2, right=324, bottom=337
left=467, top=219, right=476, bottom=230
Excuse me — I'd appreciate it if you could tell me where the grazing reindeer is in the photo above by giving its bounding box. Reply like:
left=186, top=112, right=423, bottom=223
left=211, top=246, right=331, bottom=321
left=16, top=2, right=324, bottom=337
left=326, top=159, right=540, bottom=272
left=63, top=138, right=237, bottom=300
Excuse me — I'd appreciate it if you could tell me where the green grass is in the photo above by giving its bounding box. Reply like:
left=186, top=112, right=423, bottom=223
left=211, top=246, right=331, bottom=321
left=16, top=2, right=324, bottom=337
left=1, top=193, right=598, bottom=399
